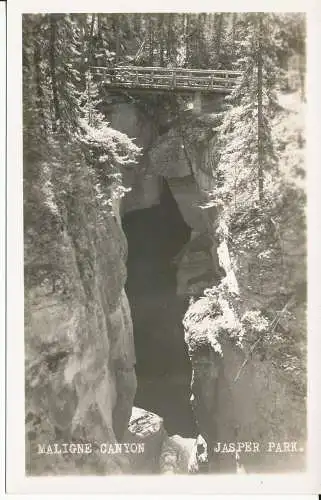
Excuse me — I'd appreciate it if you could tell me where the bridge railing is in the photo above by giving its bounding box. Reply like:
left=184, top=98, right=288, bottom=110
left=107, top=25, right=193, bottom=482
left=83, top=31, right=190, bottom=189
left=90, top=66, right=243, bottom=92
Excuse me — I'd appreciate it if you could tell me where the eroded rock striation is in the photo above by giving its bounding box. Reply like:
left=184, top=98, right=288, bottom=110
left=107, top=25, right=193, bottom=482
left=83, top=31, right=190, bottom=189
left=25, top=148, right=137, bottom=474
left=25, top=94, right=306, bottom=475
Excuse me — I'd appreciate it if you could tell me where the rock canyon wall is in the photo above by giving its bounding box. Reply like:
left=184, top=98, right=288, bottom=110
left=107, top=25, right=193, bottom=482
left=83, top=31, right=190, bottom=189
left=25, top=96, right=306, bottom=475
left=25, top=142, right=137, bottom=474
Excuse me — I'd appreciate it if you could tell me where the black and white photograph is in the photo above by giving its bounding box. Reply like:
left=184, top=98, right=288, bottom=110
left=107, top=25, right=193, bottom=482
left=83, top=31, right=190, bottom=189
left=5, top=1, right=321, bottom=494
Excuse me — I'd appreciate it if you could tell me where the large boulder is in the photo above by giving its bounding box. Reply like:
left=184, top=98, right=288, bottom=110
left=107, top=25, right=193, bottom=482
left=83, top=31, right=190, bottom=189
left=159, top=435, right=195, bottom=474
left=183, top=288, right=306, bottom=473
left=122, top=407, right=167, bottom=474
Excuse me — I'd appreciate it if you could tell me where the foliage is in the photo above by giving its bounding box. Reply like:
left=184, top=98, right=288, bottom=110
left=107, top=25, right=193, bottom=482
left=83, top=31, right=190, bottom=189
left=23, top=13, right=307, bottom=467
left=23, top=13, right=142, bottom=219
left=23, top=13, right=142, bottom=301
left=180, top=13, right=306, bottom=412
left=184, top=283, right=245, bottom=356
left=208, top=14, right=281, bottom=220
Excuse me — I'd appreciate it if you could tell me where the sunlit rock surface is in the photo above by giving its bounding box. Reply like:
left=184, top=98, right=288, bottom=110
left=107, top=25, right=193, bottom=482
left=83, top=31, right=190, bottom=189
left=160, top=434, right=195, bottom=474
left=25, top=93, right=306, bottom=476
left=148, top=127, right=192, bottom=178
left=25, top=162, right=137, bottom=475
left=123, top=407, right=167, bottom=473
left=183, top=285, right=306, bottom=473
left=175, top=232, right=224, bottom=297
left=166, top=176, right=209, bottom=233
left=122, top=168, right=162, bottom=213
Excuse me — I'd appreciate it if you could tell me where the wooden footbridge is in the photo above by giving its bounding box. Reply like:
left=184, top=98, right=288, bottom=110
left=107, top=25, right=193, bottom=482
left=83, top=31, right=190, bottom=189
left=91, top=66, right=242, bottom=94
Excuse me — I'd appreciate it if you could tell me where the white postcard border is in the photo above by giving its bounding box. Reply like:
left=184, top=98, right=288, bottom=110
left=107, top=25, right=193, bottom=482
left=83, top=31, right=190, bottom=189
left=5, top=0, right=321, bottom=494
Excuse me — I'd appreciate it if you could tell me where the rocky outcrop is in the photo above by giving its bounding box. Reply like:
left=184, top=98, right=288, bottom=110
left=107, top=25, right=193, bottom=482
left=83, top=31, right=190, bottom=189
left=183, top=288, right=306, bottom=473
left=123, top=407, right=166, bottom=474
left=25, top=152, right=137, bottom=475
left=123, top=407, right=197, bottom=474
left=107, top=101, right=225, bottom=301
left=180, top=96, right=306, bottom=473
left=148, top=127, right=193, bottom=179
left=112, top=96, right=306, bottom=475
left=160, top=435, right=195, bottom=474
left=174, top=232, right=225, bottom=297
left=107, top=101, right=161, bottom=214
left=166, top=175, right=209, bottom=233
left=122, top=167, right=162, bottom=213
left=25, top=93, right=305, bottom=476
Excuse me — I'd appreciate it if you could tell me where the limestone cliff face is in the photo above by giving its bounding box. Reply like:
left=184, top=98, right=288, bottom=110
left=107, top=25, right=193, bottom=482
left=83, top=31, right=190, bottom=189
left=25, top=153, right=137, bottom=475
left=184, top=299, right=306, bottom=473
left=108, top=101, right=162, bottom=214
left=109, top=97, right=306, bottom=473
left=113, top=108, right=225, bottom=298
left=25, top=96, right=306, bottom=475
left=180, top=101, right=306, bottom=473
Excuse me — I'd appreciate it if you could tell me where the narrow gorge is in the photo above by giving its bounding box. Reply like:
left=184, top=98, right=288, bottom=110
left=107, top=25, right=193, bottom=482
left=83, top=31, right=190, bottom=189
left=25, top=93, right=306, bottom=475
left=23, top=13, right=307, bottom=478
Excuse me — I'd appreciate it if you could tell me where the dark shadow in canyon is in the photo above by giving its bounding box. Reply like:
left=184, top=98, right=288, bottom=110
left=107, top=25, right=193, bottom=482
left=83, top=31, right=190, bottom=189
left=122, top=178, right=197, bottom=437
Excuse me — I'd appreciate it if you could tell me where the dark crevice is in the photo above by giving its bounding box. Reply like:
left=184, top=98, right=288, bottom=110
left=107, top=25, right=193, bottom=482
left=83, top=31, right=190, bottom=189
left=122, top=178, right=197, bottom=437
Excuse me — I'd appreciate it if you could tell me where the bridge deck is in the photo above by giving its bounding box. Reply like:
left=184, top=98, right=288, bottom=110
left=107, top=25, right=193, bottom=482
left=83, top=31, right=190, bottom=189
left=91, top=66, right=242, bottom=94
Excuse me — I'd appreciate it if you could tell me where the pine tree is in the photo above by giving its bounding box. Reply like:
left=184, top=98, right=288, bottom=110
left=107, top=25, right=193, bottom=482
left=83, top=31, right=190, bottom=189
left=212, top=13, right=279, bottom=217
left=23, top=13, right=141, bottom=224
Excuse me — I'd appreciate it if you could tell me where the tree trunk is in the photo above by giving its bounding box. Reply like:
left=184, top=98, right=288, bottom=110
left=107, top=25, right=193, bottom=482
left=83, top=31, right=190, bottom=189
left=79, top=16, right=89, bottom=88
left=34, top=39, right=46, bottom=133
left=167, top=14, right=173, bottom=63
left=214, top=13, right=224, bottom=64
left=88, top=13, right=95, bottom=66
left=231, top=13, right=237, bottom=56
left=158, top=15, right=164, bottom=66
left=49, top=16, right=60, bottom=131
left=149, top=16, right=154, bottom=65
left=197, top=14, right=203, bottom=65
left=257, top=14, right=264, bottom=202
left=86, top=14, right=97, bottom=126
left=185, top=14, right=191, bottom=65
left=115, top=15, right=121, bottom=64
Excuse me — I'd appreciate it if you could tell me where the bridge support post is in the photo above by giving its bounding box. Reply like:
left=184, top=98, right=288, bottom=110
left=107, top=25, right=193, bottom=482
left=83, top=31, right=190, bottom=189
left=193, top=91, right=202, bottom=113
